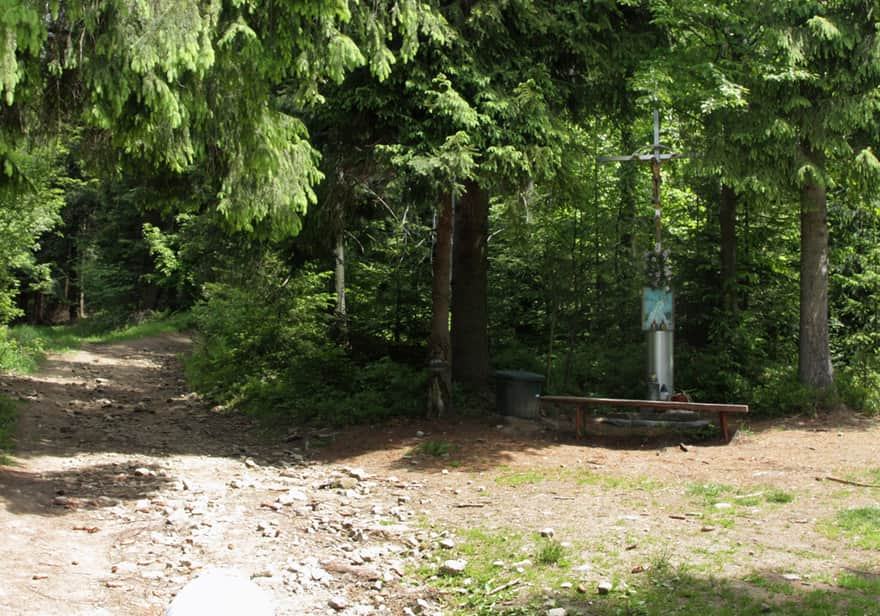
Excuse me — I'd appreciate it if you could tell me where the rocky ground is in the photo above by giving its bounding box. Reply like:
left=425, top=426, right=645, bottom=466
left=1, top=334, right=879, bottom=615
left=0, top=335, right=446, bottom=615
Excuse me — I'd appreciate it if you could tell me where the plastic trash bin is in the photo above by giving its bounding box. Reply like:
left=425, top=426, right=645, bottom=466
left=494, top=370, right=545, bottom=418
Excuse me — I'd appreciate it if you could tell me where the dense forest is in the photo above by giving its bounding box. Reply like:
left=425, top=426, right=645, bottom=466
left=2, top=0, right=879, bottom=425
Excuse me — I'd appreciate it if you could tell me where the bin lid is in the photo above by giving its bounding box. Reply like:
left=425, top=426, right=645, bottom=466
left=493, top=370, right=545, bottom=382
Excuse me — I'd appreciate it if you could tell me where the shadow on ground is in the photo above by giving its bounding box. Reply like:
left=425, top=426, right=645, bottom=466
left=1, top=335, right=268, bottom=462
left=0, top=461, right=171, bottom=516
left=426, top=561, right=880, bottom=616
left=1, top=333, right=876, bottom=475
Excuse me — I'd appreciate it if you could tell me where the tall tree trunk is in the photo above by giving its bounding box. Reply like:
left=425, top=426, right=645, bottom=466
left=798, top=146, right=834, bottom=391
left=332, top=229, right=349, bottom=346
left=428, top=193, right=454, bottom=418
left=614, top=122, right=638, bottom=279
left=451, top=181, right=489, bottom=390
left=719, top=183, right=738, bottom=315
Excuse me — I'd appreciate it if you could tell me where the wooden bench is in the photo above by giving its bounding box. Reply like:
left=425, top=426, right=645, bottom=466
left=539, top=396, right=749, bottom=442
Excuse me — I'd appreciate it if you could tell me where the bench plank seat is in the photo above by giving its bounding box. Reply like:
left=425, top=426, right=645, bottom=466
left=539, top=396, right=749, bottom=442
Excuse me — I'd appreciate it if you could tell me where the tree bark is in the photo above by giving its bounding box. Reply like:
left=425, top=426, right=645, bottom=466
left=798, top=146, right=834, bottom=391
left=451, top=181, right=490, bottom=390
left=428, top=193, right=454, bottom=418
left=719, top=183, right=738, bottom=315
left=332, top=229, right=349, bottom=346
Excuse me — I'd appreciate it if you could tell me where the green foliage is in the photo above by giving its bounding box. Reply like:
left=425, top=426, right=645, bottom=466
left=0, top=393, right=18, bottom=464
left=187, top=257, right=424, bottom=427
left=0, top=142, right=67, bottom=324
left=0, top=311, right=192, bottom=373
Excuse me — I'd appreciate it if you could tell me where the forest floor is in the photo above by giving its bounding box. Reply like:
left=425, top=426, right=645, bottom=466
left=1, top=334, right=879, bottom=615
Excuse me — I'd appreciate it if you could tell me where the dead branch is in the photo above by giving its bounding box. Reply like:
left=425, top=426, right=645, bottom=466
left=821, top=476, right=880, bottom=488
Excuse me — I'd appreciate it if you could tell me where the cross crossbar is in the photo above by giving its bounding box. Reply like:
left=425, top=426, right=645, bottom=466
left=598, top=153, right=682, bottom=163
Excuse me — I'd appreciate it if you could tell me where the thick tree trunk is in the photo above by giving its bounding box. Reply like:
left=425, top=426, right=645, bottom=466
left=451, top=181, right=489, bottom=390
left=428, top=193, right=454, bottom=418
left=719, top=183, right=738, bottom=314
left=332, top=229, right=349, bottom=345
left=798, top=146, right=834, bottom=391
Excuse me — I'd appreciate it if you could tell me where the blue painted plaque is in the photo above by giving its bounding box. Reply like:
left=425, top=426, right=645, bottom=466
left=642, top=288, right=674, bottom=331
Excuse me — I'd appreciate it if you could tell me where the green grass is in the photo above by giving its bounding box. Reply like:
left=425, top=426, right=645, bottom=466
left=418, top=527, right=583, bottom=615
left=743, top=572, right=796, bottom=595
left=1, top=311, right=192, bottom=373
left=418, top=520, right=880, bottom=616
left=537, top=539, right=568, bottom=566
left=765, top=489, right=794, bottom=504
left=0, top=395, right=19, bottom=464
left=495, top=468, right=547, bottom=486
left=821, top=507, right=880, bottom=550
left=687, top=482, right=735, bottom=504
left=494, top=466, right=660, bottom=491
left=415, top=438, right=455, bottom=457
left=838, top=570, right=880, bottom=594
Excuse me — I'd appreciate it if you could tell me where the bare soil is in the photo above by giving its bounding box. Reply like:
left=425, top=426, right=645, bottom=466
left=1, top=334, right=879, bottom=615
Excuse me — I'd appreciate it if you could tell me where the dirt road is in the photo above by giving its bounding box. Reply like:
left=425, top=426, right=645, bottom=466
left=0, top=335, right=440, bottom=615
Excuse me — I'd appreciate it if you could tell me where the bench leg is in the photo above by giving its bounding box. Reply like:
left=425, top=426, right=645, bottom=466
left=719, top=412, right=729, bottom=442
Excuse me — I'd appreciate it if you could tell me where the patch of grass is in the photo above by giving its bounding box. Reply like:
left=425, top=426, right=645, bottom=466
left=838, top=570, right=880, bottom=594
left=415, top=439, right=455, bottom=457
left=821, top=507, right=880, bottom=550
left=845, top=468, right=880, bottom=486
left=1, top=311, right=192, bottom=373
left=494, top=466, right=660, bottom=492
left=495, top=468, right=548, bottom=486
left=0, top=395, right=19, bottom=464
left=419, top=527, right=588, bottom=615
left=764, top=489, right=794, bottom=504
left=536, top=539, right=568, bottom=566
left=419, top=523, right=880, bottom=616
left=743, top=572, right=796, bottom=596
left=687, top=482, right=735, bottom=504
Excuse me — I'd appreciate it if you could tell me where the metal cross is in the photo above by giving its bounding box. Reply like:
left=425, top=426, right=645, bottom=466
left=598, top=109, right=686, bottom=254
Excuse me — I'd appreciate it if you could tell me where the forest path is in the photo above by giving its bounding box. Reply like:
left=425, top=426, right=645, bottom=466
left=0, top=334, right=438, bottom=616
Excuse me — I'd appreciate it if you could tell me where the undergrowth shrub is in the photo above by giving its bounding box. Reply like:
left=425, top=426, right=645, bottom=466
left=187, top=260, right=424, bottom=427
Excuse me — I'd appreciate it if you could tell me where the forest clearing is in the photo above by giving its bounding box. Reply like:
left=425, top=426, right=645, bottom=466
left=1, top=333, right=878, bottom=615
left=3, top=2, right=880, bottom=614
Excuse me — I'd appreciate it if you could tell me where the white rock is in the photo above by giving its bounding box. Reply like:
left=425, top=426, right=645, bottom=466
left=166, top=568, right=274, bottom=616
left=540, top=527, right=555, bottom=538
left=347, top=467, right=371, bottom=481
left=714, top=502, right=732, bottom=510
left=597, top=580, right=613, bottom=594
left=440, top=559, right=467, bottom=575
left=439, top=538, right=455, bottom=549
left=328, top=596, right=349, bottom=611
left=277, top=489, right=308, bottom=505
left=547, top=609, right=567, bottom=616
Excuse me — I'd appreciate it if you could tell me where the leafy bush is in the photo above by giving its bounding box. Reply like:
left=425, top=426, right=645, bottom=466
left=187, top=259, right=424, bottom=427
